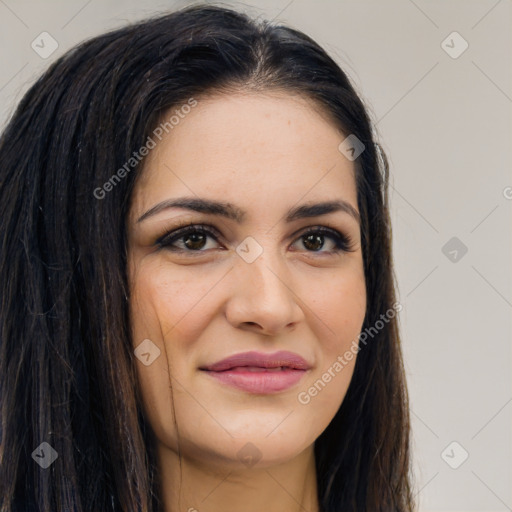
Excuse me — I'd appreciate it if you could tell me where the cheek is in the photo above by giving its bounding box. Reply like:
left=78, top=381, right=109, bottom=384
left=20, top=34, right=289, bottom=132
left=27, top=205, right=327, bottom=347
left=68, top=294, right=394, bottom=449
left=296, top=265, right=366, bottom=419
left=129, top=260, right=219, bottom=344
left=128, top=260, right=225, bottom=447
left=310, top=264, right=366, bottom=348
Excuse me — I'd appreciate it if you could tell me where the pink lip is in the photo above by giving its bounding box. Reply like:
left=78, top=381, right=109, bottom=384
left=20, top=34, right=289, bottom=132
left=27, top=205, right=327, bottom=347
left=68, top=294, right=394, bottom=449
left=200, top=350, right=311, bottom=394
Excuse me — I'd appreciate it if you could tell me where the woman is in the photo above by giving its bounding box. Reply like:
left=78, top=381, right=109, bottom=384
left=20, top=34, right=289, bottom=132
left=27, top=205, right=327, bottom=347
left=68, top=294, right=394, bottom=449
left=0, top=4, right=415, bottom=511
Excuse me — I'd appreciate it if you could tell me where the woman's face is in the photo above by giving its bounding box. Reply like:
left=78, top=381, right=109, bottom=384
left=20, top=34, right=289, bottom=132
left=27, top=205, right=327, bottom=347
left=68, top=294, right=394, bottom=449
left=127, top=92, right=366, bottom=469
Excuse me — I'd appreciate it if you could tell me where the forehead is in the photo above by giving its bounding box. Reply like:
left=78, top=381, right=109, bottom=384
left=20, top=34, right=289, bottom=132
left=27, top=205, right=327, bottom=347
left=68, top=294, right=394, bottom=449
left=130, top=92, right=358, bottom=220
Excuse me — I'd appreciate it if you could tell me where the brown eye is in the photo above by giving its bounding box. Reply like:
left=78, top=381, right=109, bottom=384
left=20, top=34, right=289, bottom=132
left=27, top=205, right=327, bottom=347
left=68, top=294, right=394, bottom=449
left=157, top=225, right=221, bottom=252
left=182, top=232, right=208, bottom=250
left=302, top=233, right=325, bottom=251
left=294, top=227, right=355, bottom=254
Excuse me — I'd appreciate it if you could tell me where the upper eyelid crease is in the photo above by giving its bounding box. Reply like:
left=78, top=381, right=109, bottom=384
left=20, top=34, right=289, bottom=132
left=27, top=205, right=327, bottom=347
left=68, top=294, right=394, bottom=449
left=136, top=197, right=360, bottom=225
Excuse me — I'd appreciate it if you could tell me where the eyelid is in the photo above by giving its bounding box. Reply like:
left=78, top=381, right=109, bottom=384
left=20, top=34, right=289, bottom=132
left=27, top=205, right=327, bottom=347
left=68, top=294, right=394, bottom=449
left=155, top=221, right=222, bottom=246
left=154, top=220, right=357, bottom=254
left=295, top=225, right=357, bottom=253
left=292, top=221, right=358, bottom=252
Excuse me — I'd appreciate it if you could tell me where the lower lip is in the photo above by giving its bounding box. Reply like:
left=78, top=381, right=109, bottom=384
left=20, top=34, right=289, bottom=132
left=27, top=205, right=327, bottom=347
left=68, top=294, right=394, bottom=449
left=202, top=368, right=307, bottom=394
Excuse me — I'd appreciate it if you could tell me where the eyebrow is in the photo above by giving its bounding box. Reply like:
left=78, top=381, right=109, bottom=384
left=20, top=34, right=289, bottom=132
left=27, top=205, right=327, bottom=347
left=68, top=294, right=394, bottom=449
left=136, top=197, right=360, bottom=225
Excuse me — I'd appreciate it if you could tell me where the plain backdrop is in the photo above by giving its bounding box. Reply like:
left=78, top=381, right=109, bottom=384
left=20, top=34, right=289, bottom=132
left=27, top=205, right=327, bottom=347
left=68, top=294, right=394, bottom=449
left=0, top=1, right=511, bottom=511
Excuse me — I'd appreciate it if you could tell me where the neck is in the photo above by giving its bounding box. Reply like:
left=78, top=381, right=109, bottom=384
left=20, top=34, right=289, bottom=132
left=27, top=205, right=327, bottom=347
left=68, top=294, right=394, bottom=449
left=155, top=441, right=320, bottom=512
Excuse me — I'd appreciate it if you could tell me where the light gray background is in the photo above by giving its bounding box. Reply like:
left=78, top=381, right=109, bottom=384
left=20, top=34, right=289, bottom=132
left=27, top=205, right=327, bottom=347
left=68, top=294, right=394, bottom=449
left=1, top=1, right=510, bottom=510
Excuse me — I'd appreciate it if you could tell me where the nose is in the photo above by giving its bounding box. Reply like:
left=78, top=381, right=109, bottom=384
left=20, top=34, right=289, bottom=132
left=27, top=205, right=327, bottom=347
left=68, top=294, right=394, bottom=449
left=224, top=250, right=305, bottom=336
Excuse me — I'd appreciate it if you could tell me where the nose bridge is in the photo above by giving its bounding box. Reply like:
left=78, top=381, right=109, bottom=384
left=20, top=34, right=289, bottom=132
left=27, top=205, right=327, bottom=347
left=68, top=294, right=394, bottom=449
left=245, top=252, right=290, bottom=302
left=235, top=233, right=280, bottom=285
left=226, top=240, right=303, bottom=333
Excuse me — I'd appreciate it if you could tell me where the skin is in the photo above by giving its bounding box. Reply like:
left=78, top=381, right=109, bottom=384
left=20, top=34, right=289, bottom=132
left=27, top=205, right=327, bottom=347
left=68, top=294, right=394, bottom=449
left=126, top=91, right=367, bottom=512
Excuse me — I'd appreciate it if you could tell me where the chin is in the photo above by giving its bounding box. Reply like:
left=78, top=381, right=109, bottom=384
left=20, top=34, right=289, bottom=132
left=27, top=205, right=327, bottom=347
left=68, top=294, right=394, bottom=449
left=169, top=423, right=315, bottom=471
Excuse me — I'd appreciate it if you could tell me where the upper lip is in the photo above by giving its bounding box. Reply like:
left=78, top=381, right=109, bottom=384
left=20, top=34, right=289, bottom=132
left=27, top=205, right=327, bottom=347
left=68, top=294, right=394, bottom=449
left=200, top=350, right=311, bottom=372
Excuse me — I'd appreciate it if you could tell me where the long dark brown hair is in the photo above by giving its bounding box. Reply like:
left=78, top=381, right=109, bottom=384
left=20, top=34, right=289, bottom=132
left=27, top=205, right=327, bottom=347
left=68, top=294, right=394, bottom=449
left=0, top=4, right=415, bottom=511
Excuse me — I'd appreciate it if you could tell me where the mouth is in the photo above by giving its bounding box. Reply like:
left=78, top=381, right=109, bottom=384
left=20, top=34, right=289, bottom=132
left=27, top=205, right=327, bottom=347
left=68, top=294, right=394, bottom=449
left=199, top=350, right=311, bottom=394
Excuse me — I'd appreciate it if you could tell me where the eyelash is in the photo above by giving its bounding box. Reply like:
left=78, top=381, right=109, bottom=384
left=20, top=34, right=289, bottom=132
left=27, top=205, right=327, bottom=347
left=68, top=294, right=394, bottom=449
left=155, top=221, right=356, bottom=256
